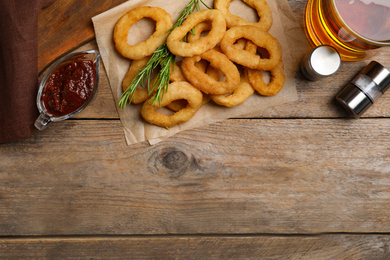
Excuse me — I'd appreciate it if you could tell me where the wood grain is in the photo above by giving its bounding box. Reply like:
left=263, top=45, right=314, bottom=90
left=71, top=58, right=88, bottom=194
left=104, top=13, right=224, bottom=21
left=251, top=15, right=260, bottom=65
left=38, top=0, right=128, bottom=71
left=1, top=119, right=390, bottom=236
left=1, top=235, right=390, bottom=259
left=7, top=0, right=390, bottom=257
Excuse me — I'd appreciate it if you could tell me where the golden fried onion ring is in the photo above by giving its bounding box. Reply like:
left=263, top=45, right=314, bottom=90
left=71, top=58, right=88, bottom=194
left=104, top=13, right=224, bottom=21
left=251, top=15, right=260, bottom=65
left=247, top=62, right=285, bottom=96
left=214, top=0, right=273, bottom=31
left=141, top=82, right=203, bottom=128
left=167, top=9, right=226, bottom=57
left=207, top=66, right=254, bottom=107
left=169, top=61, right=186, bottom=83
left=114, top=6, right=173, bottom=60
left=181, top=48, right=240, bottom=95
left=220, top=25, right=282, bottom=71
left=166, top=60, right=210, bottom=112
left=245, top=40, right=285, bottom=96
left=166, top=95, right=210, bottom=112
left=186, top=21, right=212, bottom=43
left=165, top=61, right=189, bottom=111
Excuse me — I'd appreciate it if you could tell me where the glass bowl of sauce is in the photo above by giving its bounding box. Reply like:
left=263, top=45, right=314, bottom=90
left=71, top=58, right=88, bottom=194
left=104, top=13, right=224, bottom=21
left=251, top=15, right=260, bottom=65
left=35, top=50, right=101, bottom=130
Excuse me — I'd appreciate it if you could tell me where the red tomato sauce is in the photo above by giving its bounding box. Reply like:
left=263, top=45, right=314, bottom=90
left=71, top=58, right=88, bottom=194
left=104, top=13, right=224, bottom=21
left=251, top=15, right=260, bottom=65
left=42, top=60, right=95, bottom=117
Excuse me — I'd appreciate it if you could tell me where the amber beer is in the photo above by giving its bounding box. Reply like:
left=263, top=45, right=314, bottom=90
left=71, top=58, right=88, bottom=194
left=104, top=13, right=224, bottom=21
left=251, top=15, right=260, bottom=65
left=304, top=0, right=390, bottom=61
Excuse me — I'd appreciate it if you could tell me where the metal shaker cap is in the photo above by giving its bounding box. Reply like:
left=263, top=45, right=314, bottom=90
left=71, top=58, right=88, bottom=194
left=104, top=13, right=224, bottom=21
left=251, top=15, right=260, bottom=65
left=336, top=61, right=390, bottom=118
left=300, top=45, right=341, bottom=81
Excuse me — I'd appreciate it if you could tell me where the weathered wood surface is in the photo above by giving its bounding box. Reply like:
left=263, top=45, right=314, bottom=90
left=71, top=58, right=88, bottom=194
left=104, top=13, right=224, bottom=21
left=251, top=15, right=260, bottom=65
left=1, top=119, right=390, bottom=235
left=2, top=0, right=390, bottom=258
left=1, top=235, right=390, bottom=259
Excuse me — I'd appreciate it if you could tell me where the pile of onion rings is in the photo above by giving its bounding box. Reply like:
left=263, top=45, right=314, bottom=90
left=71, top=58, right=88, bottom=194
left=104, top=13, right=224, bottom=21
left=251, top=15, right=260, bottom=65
left=113, top=1, right=285, bottom=129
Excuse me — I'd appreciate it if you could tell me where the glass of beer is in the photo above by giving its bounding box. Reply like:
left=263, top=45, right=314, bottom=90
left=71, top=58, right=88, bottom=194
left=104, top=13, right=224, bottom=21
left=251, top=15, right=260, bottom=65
left=304, top=0, right=390, bottom=61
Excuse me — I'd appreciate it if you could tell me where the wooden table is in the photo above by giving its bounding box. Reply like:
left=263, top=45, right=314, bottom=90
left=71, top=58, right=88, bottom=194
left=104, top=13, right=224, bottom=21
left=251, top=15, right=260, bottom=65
left=2, top=0, right=390, bottom=258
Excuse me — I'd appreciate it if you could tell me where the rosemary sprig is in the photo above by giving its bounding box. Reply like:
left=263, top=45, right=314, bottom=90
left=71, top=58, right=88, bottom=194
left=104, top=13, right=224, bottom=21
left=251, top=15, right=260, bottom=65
left=169, top=0, right=211, bottom=33
left=118, top=0, right=210, bottom=109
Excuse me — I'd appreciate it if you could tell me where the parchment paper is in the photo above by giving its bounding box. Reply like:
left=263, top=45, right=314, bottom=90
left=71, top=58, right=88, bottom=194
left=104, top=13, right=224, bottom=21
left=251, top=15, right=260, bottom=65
left=92, top=0, right=309, bottom=145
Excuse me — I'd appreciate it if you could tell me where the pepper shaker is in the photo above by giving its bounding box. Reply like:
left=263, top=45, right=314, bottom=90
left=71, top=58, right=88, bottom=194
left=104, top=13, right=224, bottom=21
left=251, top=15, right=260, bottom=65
left=336, top=61, right=390, bottom=118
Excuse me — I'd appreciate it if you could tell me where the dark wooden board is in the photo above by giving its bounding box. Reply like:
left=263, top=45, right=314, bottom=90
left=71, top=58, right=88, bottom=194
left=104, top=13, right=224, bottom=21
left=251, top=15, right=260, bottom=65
left=38, top=0, right=128, bottom=72
left=1, top=235, right=390, bottom=259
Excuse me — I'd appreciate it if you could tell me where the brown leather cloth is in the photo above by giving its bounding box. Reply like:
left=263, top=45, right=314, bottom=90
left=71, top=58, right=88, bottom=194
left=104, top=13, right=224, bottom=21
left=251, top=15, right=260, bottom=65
left=0, top=0, right=54, bottom=143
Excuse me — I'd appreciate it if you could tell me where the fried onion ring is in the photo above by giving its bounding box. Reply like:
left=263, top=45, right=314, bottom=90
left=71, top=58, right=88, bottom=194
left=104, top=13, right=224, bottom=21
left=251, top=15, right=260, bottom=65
left=207, top=66, right=254, bottom=107
left=166, top=95, right=210, bottom=112
left=167, top=9, right=226, bottom=57
left=166, top=60, right=210, bottom=112
left=220, top=25, right=282, bottom=70
left=165, top=99, right=188, bottom=112
left=214, top=0, right=273, bottom=31
left=247, top=62, right=285, bottom=96
left=181, top=48, right=240, bottom=95
left=165, top=62, right=191, bottom=112
left=169, top=61, right=186, bottom=83
left=141, top=82, right=203, bottom=128
left=187, top=21, right=212, bottom=43
left=114, top=6, right=173, bottom=60
left=245, top=40, right=285, bottom=96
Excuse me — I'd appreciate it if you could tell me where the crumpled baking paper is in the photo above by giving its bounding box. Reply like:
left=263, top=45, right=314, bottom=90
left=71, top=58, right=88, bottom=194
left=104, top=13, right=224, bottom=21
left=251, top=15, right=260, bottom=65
left=92, top=0, right=308, bottom=145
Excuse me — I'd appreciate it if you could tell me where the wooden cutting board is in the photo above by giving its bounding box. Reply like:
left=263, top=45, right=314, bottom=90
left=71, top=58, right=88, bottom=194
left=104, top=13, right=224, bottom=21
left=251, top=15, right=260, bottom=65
left=38, top=0, right=128, bottom=73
